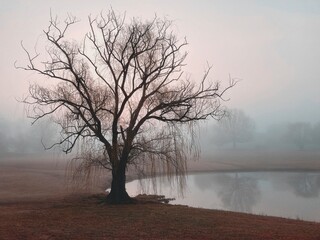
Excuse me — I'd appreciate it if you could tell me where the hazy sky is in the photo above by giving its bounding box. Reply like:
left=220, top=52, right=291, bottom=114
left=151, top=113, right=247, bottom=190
left=1, top=0, right=320, bottom=131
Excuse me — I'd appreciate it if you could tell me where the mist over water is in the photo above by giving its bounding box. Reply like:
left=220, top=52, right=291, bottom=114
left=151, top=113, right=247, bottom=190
left=126, top=171, right=320, bottom=222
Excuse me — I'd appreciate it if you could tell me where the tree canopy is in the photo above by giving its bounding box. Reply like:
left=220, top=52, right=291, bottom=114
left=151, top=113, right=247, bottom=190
left=17, top=10, right=235, bottom=203
left=212, top=109, right=255, bottom=149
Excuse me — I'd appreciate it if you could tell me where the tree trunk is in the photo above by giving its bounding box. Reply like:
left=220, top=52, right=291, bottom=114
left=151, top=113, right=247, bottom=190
left=106, top=162, right=133, bottom=204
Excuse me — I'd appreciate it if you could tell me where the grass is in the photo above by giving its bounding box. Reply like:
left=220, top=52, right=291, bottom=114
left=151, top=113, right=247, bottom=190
left=1, top=194, right=320, bottom=240
left=1, top=153, right=320, bottom=239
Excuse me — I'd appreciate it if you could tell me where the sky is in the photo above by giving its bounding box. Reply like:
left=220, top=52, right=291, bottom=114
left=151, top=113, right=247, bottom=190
left=1, top=0, right=320, bottom=131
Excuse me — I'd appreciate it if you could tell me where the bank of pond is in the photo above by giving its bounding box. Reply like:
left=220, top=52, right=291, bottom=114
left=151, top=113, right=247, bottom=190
left=125, top=171, right=320, bottom=222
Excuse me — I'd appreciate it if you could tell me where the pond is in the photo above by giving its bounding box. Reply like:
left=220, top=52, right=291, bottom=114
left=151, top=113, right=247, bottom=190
left=125, top=171, right=320, bottom=222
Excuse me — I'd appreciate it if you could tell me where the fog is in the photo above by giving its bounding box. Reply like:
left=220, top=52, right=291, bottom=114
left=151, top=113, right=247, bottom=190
left=0, top=116, right=58, bottom=158
left=126, top=172, right=320, bottom=221
left=1, top=2, right=320, bottom=226
left=199, top=111, right=320, bottom=156
left=1, top=1, right=320, bottom=160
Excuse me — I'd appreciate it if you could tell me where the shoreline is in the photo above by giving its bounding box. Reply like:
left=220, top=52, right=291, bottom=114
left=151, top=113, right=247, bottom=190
left=0, top=148, right=320, bottom=203
left=1, top=194, right=320, bottom=239
left=1, top=151, right=320, bottom=238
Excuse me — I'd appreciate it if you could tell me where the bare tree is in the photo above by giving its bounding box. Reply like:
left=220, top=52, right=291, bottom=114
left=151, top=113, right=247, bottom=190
left=285, top=122, right=312, bottom=150
left=312, top=122, right=320, bottom=147
left=212, top=108, right=255, bottom=149
left=17, top=10, right=235, bottom=204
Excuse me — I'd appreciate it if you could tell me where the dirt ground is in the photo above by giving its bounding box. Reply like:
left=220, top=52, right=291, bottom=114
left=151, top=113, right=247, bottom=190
left=1, top=194, right=320, bottom=240
left=0, top=149, right=319, bottom=239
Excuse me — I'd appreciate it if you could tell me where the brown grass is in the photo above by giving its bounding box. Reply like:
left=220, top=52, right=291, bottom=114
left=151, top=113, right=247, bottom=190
left=0, top=150, right=320, bottom=239
left=1, top=194, right=320, bottom=240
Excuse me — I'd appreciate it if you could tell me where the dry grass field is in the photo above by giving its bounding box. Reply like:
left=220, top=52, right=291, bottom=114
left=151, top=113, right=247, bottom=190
left=1, top=194, right=320, bottom=240
left=0, top=149, right=319, bottom=239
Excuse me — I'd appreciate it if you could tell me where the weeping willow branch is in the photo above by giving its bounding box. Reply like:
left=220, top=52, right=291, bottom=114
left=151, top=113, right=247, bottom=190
left=17, top=9, right=236, bottom=202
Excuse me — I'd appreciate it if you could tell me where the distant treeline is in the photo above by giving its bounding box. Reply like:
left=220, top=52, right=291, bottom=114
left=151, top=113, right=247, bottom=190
left=0, top=117, right=58, bottom=157
left=202, top=108, right=320, bottom=151
left=1, top=110, right=320, bottom=158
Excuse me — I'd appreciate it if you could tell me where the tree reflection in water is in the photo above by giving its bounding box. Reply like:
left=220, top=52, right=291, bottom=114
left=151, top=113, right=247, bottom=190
left=194, top=173, right=261, bottom=213
left=128, top=171, right=320, bottom=221
left=288, top=173, right=320, bottom=198
left=218, top=173, right=260, bottom=212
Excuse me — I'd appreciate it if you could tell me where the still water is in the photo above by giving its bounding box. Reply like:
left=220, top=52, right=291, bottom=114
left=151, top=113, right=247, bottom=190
left=126, top=172, right=320, bottom=222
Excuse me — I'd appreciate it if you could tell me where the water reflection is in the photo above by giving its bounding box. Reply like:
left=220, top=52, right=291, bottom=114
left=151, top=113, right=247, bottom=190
left=126, top=171, right=320, bottom=222
left=194, top=173, right=260, bottom=212
left=268, top=172, right=320, bottom=199
left=288, top=173, right=320, bottom=198
left=218, top=173, right=260, bottom=212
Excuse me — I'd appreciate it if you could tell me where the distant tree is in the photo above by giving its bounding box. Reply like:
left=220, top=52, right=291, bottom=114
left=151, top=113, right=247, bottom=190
left=11, top=120, right=58, bottom=154
left=0, top=118, right=10, bottom=156
left=285, top=122, right=312, bottom=150
left=312, top=122, right=320, bottom=146
left=0, top=117, right=58, bottom=156
left=17, top=10, right=235, bottom=203
left=212, top=109, right=255, bottom=149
